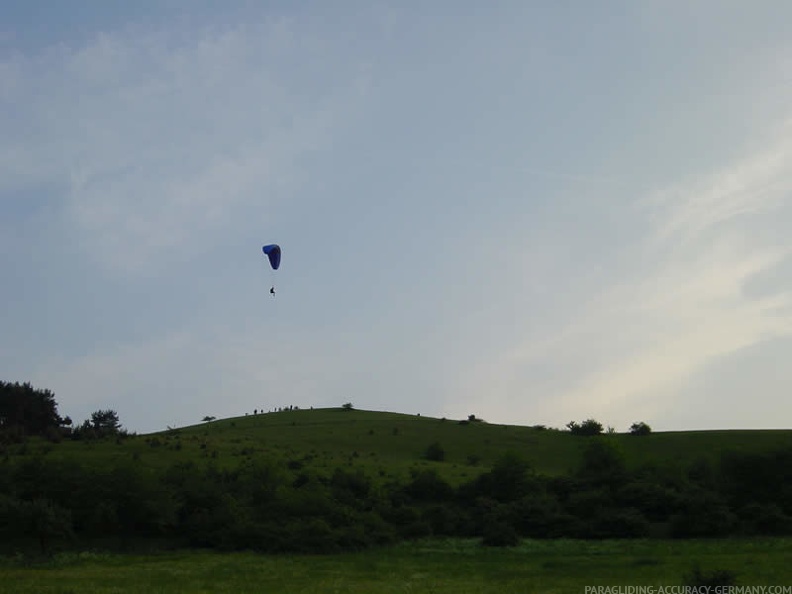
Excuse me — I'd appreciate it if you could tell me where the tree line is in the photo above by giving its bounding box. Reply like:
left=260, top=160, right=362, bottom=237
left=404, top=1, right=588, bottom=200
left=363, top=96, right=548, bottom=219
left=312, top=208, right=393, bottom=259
left=1, top=381, right=125, bottom=444
left=2, top=433, right=791, bottom=555
left=2, top=381, right=791, bottom=556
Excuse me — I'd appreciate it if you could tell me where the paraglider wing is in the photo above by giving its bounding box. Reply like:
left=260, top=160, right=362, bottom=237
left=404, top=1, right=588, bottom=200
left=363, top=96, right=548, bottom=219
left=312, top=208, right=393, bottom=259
left=262, top=244, right=281, bottom=270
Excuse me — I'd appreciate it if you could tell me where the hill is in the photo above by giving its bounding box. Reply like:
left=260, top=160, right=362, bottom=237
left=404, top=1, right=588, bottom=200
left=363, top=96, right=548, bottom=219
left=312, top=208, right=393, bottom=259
left=4, top=406, right=792, bottom=554
left=20, top=407, right=792, bottom=484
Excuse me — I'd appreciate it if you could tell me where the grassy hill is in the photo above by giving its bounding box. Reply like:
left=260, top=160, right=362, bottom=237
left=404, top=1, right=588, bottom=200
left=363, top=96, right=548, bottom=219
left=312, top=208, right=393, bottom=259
left=4, top=406, right=792, bottom=554
left=23, top=407, right=792, bottom=484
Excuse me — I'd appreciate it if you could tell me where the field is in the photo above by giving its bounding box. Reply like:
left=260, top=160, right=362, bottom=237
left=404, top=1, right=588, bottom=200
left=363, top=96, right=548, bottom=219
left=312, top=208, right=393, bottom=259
left=5, top=408, right=792, bottom=592
left=2, top=538, right=790, bottom=593
left=21, top=407, right=792, bottom=484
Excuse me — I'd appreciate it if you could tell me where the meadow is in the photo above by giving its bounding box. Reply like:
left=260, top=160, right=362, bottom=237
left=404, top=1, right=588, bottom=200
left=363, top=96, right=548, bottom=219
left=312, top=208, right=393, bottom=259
left=2, top=538, right=791, bottom=594
left=5, top=405, right=792, bottom=591
left=20, top=407, right=792, bottom=485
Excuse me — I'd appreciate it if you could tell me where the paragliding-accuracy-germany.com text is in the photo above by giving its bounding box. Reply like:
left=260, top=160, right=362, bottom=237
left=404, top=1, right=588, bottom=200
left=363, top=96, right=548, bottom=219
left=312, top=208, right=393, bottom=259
left=584, top=586, right=792, bottom=594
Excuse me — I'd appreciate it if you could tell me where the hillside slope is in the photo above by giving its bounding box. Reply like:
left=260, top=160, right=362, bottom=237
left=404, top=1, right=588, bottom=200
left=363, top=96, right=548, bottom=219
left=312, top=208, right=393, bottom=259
left=25, top=407, right=792, bottom=483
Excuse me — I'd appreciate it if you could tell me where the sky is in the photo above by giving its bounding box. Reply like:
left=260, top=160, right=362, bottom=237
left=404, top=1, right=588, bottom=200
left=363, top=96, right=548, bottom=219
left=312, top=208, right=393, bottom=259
left=2, top=1, right=792, bottom=434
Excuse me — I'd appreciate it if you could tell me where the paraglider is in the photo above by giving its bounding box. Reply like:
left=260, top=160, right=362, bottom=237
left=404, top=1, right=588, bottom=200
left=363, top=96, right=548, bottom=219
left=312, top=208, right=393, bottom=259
left=262, top=244, right=281, bottom=296
left=262, top=244, right=281, bottom=270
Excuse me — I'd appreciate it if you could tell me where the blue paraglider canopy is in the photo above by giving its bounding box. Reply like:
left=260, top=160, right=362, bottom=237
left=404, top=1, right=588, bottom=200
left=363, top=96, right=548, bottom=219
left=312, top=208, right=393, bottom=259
left=262, top=244, right=281, bottom=270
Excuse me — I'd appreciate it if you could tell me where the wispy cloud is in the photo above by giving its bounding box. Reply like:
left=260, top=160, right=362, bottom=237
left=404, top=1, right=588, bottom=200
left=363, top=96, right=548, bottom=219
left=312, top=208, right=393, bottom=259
left=456, top=114, right=792, bottom=430
left=1, top=19, right=366, bottom=276
left=643, top=120, right=792, bottom=246
left=6, top=4, right=792, bottom=435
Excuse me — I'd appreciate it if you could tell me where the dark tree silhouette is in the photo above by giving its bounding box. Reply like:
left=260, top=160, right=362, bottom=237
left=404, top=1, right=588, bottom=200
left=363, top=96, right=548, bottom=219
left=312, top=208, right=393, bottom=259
left=566, top=419, right=604, bottom=436
left=0, top=381, right=65, bottom=438
left=91, top=409, right=121, bottom=432
left=629, top=421, right=652, bottom=436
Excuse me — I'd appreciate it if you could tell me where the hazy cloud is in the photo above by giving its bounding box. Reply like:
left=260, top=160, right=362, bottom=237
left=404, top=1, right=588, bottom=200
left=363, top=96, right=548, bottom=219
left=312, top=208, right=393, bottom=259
left=4, top=4, right=792, bottom=433
left=457, top=114, right=792, bottom=430
left=1, top=19, right=364, bottom=276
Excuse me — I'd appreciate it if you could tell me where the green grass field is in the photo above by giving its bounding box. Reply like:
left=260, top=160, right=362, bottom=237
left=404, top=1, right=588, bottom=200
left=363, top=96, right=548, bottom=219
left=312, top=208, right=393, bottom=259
left=20, top=407, right=792, bottom=485
left=2, top=538, right=790, bottom=593
left=5, top=409, right=792, bottom=592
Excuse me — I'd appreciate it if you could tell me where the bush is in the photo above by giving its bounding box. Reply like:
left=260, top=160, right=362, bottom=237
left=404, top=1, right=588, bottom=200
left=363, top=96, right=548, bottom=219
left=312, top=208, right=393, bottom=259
left=566, top=419, right=603, bottom=436
left=424, top=441, right=445, bottom=462
left=616, top=480, right=680, bottom=522
left=509, top=494, right=571, bottom=538
left=671, top=490, right=736, bottom=537
left=22, top=498, right=74, bottom=555
left=421, top=504, right=462, bottom=536
left=403, top=469, right=453, bottom=502
left=485, top=453, right=535, bottom=503
left=736, top=502, right=792, bottom=535
left=330, top=468, right=371, bottom=503
left=629, top=422, right=652, bottom=436
left=589, top=508, right=651, bottom=538
left=481, top=520, right=520, bottom=547
left=577, top=440, right=627, bottom=486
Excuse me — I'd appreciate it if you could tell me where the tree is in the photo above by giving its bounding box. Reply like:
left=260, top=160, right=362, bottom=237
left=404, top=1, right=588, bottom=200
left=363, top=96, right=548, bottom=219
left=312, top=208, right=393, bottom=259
left=481, top=520, right=520, bottom=547
left=0, top=381, right=65, bottom=438
left=469, top=452, right=535, bottom=503
left=424, top=441, right=446, bottom=462
left=629, top=422, right=652, bottom=436
left=577, top=439, right=627, bottom=486
left=23, top=499, right=73, bottom=555
left=90, top=409, right=122, bottom=436
left=342, top=402, right=354, bottom=411
left=403, top=469, right=453, bottom=502
left=566, top=419, right=603, bottom=436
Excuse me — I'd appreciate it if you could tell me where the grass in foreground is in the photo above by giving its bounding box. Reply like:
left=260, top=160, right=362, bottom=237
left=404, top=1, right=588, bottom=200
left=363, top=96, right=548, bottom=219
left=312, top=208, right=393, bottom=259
left=1, top=538, right=790, bottom=594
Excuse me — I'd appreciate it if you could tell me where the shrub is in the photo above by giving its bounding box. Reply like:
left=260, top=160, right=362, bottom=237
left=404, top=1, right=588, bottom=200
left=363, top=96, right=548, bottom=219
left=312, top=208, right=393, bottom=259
left=403, top=469, right=454, bottom=502
left=509, top=493, right=571, bottom=538
left=22, top=498, right=74, bottom=555
left=424, top=441, right=445, bottom=462
left=577, top=439, right=627, bottom=487
left=616, top=480, right=680, bottom=522
left=670, top=490, right=736, bottom=537
left=486, top=453, right=534, bottom=502
left=566, top=419, right=603, bottom=436
left=629, top=422, right=652, bottom=436
left=589, top=508, right=651, bottom=538
left=481, top=520, right=520, bottom=547
left=736, top=502, right=792, bottom=535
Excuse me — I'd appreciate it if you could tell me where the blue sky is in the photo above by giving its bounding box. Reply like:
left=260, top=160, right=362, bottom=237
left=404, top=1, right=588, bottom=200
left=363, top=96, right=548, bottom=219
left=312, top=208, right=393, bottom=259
left=2, top=1, right=792, bottom=433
